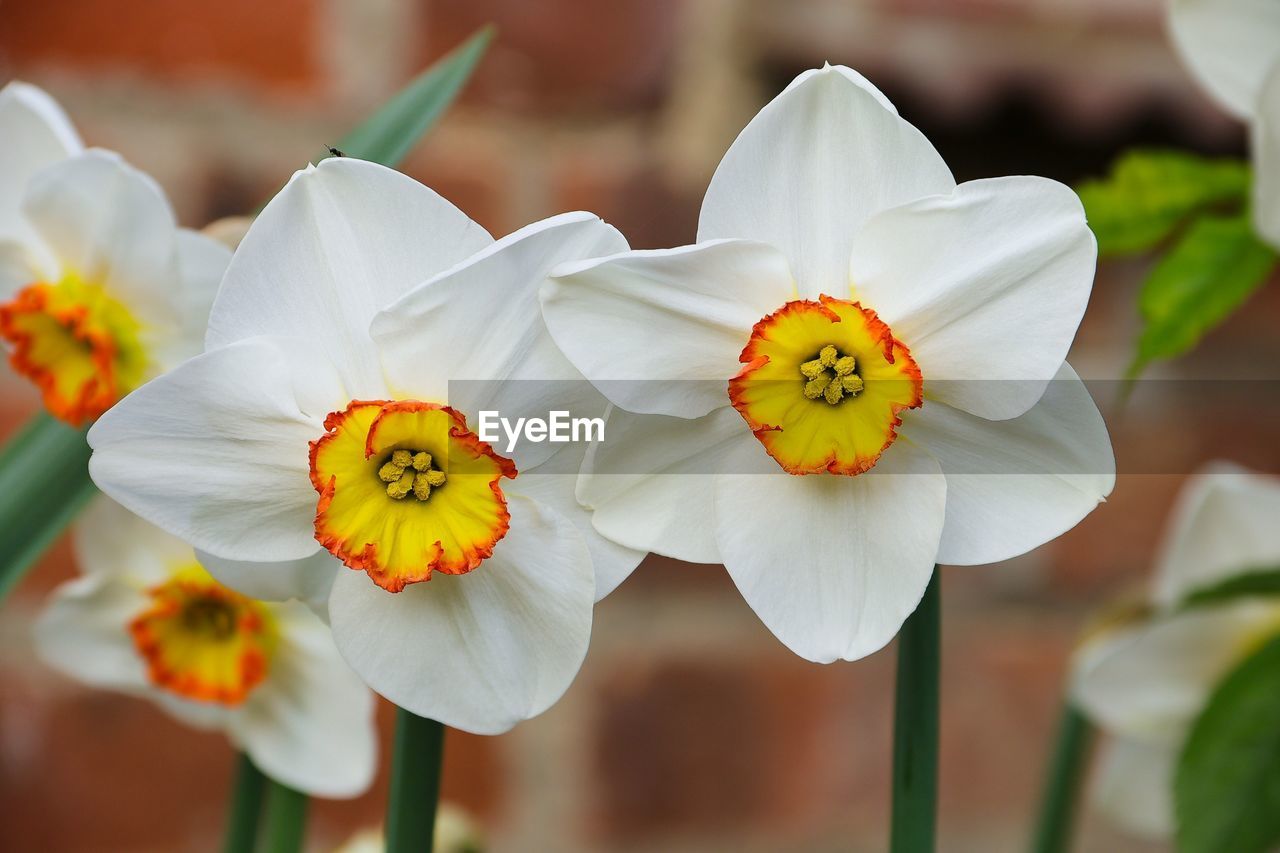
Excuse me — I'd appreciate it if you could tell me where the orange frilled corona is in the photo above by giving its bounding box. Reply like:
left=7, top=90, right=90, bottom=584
left=729, top=295, right=923, bottom=476
left=309, top=400, right=517, bottom=593
left=128, top=564, right=275, bottom=705
left=0, top=276, right=146, bottom=425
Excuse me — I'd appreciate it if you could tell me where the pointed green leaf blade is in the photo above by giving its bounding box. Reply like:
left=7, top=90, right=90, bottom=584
left=1078, top=150, right=1250, bottom=257
left=335, top=26, right=493, bottom=168
left=1175, top=633, right=1280, bottom=853
left=1129, top=212, right=1276, bottom=377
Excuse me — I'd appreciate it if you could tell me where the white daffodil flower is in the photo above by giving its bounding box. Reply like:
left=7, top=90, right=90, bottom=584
left=34, top=496, right=376, bottom=798
left=87, top=157, right=643, bottom=734
left=0, top=81, right=231, bottom=425
left=1167, top=0, right=1280, bottom=247
left=541, top=65, right=1115, bottom=663
left=1073, top=462, right=1280, bottom=838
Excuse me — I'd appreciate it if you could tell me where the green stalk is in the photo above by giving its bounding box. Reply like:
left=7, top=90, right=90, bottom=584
left=223, top=752, right=268, bottom=853
left=1030, top=700, right=1094, bottom=853
left=0, top=412, right=95, bottom=601
left=890, top=567, right=941, bottom=853
left=386, top=707, right=446, bottom=853
left=262, top=779, right=309, bottom=853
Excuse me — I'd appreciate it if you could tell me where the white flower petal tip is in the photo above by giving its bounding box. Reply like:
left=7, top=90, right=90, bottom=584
left=1254, top=62, right=1280, bottom=249
left=327, top=495, right=595, bottom=735
left=0, top=81, right=82, bottom=153
left=698, top=64, right=954, bottom=296
left=1167, top=0, right=1280, bottom=120
left=207, top=156, right=492, bottom=396
left=714, top=437, right=947, bottom=664
left=1152, top=462, right=1280, bottom=606
left=372, top=210, right=628, bottom=410
left=850, top=176, right=1097, bottom=421
left=911, top=363, right=1115, bottom=567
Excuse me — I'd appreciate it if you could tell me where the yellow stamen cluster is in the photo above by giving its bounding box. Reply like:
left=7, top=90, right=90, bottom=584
left=377, top=449, right=447, bottom=501
left=800, top=344, right=864, bottom=404
left=181, top=598, right=238, bottom=640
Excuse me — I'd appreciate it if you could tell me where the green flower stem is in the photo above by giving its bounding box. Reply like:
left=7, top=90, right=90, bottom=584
left=223, top=752, right=268, bottom=853
left=386, top=706, right=446, bottom=853
left=890, top=566, right=941, bottom=853
left=0, top=412, right=95, bottom=602
left=1031, top=700, right=1094, bottom=853
left=262, top=778, right=309, bottom=853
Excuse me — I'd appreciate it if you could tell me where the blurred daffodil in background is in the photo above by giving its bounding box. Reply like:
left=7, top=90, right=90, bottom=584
left=34, top=496, right=377, bottom=798
left=0, top=81, right=230, bottom=425
left=1074, top=463, right=1280, bottom=845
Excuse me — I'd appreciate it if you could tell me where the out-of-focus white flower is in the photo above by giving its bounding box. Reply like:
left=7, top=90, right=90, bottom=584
left=1073, top=462, right=1280, bottom=837
left=0, top=81, right=230, bottom=424
left=1167, top=0, right=1280, bottom=247
left=333, top=803, right=483, bottom=853
left=541, top=64, right=1114, bottom=663
left=34, top=496, right=377, bottom=798
left=87, top=157, right=643, bottom=734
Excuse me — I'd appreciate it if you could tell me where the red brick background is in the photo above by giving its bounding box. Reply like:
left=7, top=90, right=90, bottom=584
left=1, top=0, right=1277, bottom=850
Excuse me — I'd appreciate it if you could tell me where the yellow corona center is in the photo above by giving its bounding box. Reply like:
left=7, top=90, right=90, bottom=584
left=0, top=275, right=146, bottom=425
left=309, top=400, right=517, bottom=593
left=729, top=295, right=923, bottom=476
left=128, top=563, right=276, bottom=706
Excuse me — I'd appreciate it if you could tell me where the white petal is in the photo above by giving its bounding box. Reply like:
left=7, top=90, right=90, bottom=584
left=32, top=573, right=149, bottom=692
left=698, top=65, right=954, bottom=297
left=850, top=176, right=1097, bottom=420
left=88, top=336, right=345, bottom=562
left=145, top=228, right=232, bottom=371
left=231, top=602, right=377, bottom=798
left=507, top=444, right=645, bottom=600
left=198, top=549, right=340, bottom=621
left=578, top=406, right=752, bottom=564
left=22, top=150, right=184, bottom=327
left=904, top=363, right=1114, bottom=566
left=374, top=211, right=627, bottom=398
left=73, top=495, right=193, bottom=584
left=1090, top=734, right=1177, bottom=839
left=0, top=238, right=49, bottom=298
left=714, top=436, right=947, bottom=662
left=1152, top=462, right=1280, bottom=607
left=1253, top=61, right=1280, bottom=249
left=1168, top=0, right=1280, bottom=119
left=327, top=495, right=594, bottom=734
left=1072, top=601, right=1280, bottom=740
left=207, top=158, right=492, bottom=398
left=0, top=81, right=81, bottom=243
left=542, top=239, right=793, bottom=418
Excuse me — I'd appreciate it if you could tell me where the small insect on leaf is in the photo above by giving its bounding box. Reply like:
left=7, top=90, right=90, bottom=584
left=325, top=145, right=346, bottom=158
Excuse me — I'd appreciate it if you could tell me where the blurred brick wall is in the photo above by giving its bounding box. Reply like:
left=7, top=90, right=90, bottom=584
left=1, top=0, right=1277, bottom=851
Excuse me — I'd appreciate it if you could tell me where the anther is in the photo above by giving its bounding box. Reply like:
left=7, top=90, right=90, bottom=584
left=411, top=451, right=432, bottom=471
left=387, top=470, right=415, bottom=499
left=801, top=344, right=862, bottom=405
left=412, top=473, right=433, bottom=501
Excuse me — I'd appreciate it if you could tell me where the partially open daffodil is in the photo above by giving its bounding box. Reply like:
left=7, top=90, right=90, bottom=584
left=1073, top=463, right=1280, bottom=838
left=0, top=82, right=230, bottom=424
left=34, top=497, right=376, bottom=798
left=541, top=65, right=1115, bottom=663
left=87, top=158, right=642, bottom=734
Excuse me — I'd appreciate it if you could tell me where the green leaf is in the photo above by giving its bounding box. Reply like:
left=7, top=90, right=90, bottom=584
left=333, top=26, right=493, bottom=168
left=1078, top=150, right=1250, bottom=256
left=1180, top=569, right=1280, bottom=611
left=1129, top=212, right=1277, bottom=377
left=0, top=412, right=96, bottom=600
left=1175, top=633, right=1280, bottom=853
